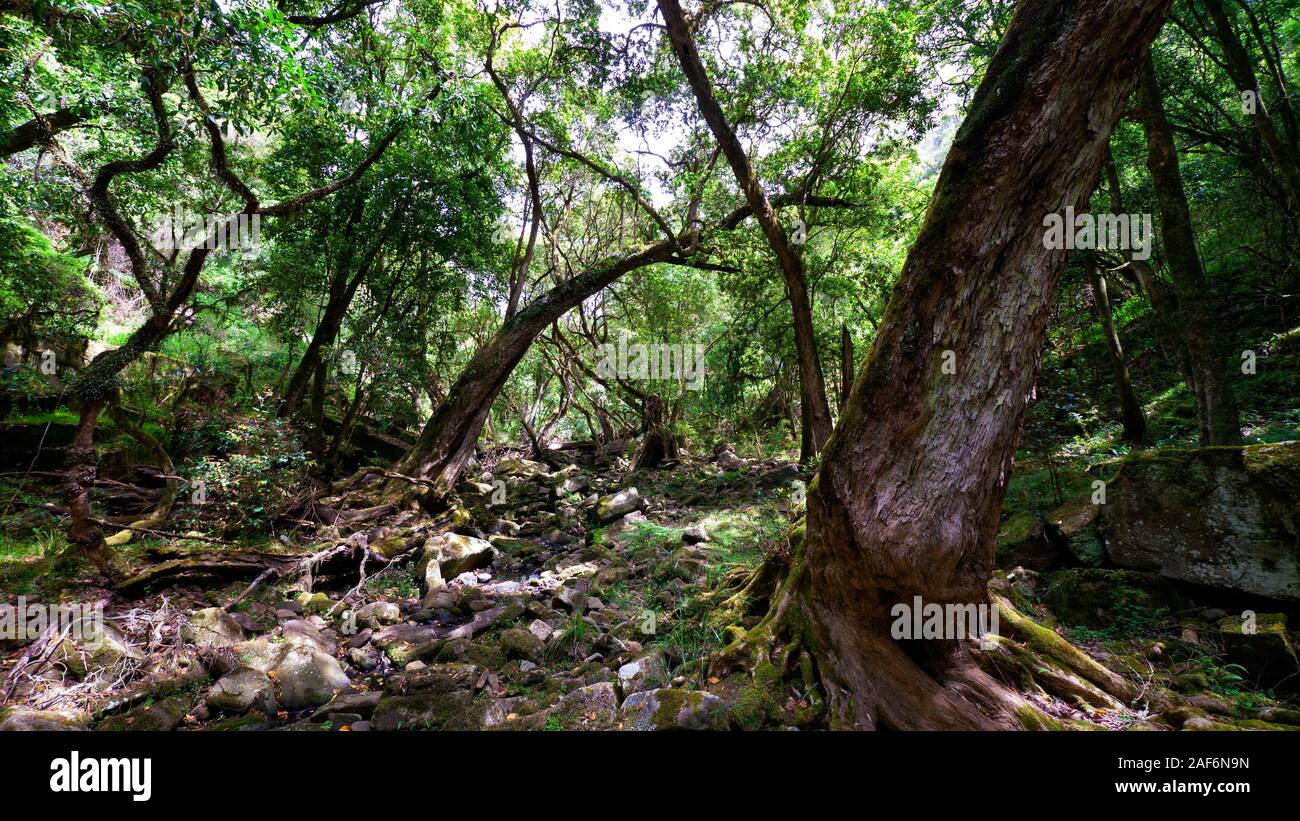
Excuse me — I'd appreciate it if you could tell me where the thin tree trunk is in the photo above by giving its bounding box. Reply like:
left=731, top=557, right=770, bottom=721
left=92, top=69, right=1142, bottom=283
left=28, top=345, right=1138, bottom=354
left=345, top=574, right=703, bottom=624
left=712, top=0, right=1173, bottom=729
left=1103, top=148, right=1190, bottom=378
left=657, top=0, right=835, bottom=462
left=1136, top=55, right=1242, bottom=445
left=279, top=194, right=391, bottom=417
left=1199, top=0, right=1300, bottom=218
left=1082, top=250, right=1146, bottom=446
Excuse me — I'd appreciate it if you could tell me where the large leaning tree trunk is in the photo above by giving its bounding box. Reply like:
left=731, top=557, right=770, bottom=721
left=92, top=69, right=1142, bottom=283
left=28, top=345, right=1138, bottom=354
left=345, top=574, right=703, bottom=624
left=708, top=0, right=1172, bottom=729
left=383, top=240, right=683, bottom=500
left=1136, top=55, right=1242, bottom=446
left=839, top=323, right=853, bottom=411
left=378, top=188, right=852, bottom=503
left=657, top=0, right=835, bottom=464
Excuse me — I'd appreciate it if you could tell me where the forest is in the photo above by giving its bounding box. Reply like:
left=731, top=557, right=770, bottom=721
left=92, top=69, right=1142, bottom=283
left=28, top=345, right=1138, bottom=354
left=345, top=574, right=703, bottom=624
left=0, top=0, right=1297, bottom=739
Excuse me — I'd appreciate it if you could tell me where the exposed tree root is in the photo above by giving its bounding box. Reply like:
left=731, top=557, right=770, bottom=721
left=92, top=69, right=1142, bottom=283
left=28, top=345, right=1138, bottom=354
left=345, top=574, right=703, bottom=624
left=702, top=523, right=1147, bottom=730
left=103, top=404, right=178, bottom=547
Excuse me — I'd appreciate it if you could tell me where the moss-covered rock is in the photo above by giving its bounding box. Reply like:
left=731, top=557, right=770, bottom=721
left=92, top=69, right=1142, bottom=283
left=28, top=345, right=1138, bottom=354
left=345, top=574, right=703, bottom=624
left=51, top=620, right=143, bottom=679
left=620, top=688, right=729, bottom=731
left=499, top=627, right=544, bottom=662
left=1218, top=612, right=1300, bottom=691
left=371, top=690, right=481, bottom=730
left=1098, top=442, right=1300, bottom=600
left=97, top=694, right=191, bottom=731
left=206, top=666, right=276, bottom=714
left=182, top=607, right=244, bottom=649
left=592, top=487, right=645, bottom=524
left=0, top=706, right=84, bottom=731
left=415, top=533, right=495, bottom=591
left=995, top=512, right=1059, bottom=571
left=545, top=681, right=620, bottom=730
left=1043, top=494, right=1104, bottom=566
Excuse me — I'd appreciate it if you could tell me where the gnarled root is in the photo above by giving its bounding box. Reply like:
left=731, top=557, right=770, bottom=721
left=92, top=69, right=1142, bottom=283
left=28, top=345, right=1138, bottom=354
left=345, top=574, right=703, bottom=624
left=103, top=404, right=178, bottom=548
left=703, top=525, right=1142, bottom=730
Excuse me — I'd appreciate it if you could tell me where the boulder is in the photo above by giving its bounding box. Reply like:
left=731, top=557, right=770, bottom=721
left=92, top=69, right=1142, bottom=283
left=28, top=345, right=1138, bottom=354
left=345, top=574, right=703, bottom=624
left=372, top=623, right=444, bottom=666
left=52, top=621, right=143, bottom=679
left=353, top=601, right=401, bottom=630
left=98, top=694, right=191, bottom=731
left=182, top=607, right=245, bottom=649
left=1098, top=443, right=1300, bottom=600
left=371, top=663, right=481, bottom=730
left=417, top=533, right=496, bottom=591
left=497, top=457, right=550, bottom=479
left=682, top=525, right=709, bottom=545
left=547, top=682, right=619, bottom=730
left=553, top=582, right=588, bottom=614
left=371, top=690, right=480, bottom=731
left=1218, top=613, right=1300, bottom=691
left=593, top=488, right=645, bottom=524
left=715, top=450, right=744, bottom=471
left=620, top=688, right=729, bottom=730
left=500, top=627, right=544, bottom=661
left=278, top=619, right=337, bottom=654
left=995, top=514, right=1063, bottom=572
left=0, top=707, right=83, bottom=731
left=207, top=667, right=276, bottom=714
left=270, top=646, right=351, bottom=709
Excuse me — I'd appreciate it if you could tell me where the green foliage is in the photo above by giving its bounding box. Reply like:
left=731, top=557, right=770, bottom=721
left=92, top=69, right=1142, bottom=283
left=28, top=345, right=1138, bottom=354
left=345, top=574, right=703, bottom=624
left=0, top=217, right=99, bottom=349
left=178, top=419, right=311, bottom=534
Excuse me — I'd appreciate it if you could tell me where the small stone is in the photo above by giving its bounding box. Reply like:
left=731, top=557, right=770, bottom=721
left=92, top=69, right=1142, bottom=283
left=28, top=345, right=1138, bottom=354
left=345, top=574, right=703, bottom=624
left=527, top=619, right=553, bottom=642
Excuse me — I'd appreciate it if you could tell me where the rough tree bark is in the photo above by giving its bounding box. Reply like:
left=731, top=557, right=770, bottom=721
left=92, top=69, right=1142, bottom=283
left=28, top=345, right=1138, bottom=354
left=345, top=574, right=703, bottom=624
left=633, top=394, right=680, bottom=470
left=710, top=0, right=1173, bottom=729
left=657, top=0, right=835, bottom=463
left=1137, top=55, right=1242, bottom=445
left=1, top=105, right=87, bottom=157
left=1082, top=250, right=1146, bottom=446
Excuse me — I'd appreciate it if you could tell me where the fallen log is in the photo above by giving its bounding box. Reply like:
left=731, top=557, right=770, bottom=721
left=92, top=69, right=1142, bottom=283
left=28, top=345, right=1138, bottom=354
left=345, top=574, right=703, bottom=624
left=114, top=551, right=302, bottom=595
